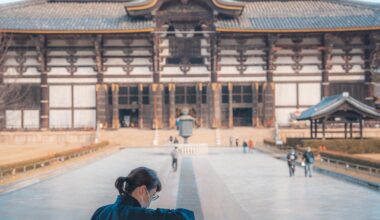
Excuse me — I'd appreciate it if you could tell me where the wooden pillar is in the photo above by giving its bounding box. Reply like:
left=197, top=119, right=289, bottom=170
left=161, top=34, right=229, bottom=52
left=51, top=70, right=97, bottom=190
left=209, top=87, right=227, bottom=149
left=111, top=84, right=119, bottom=129
left=138, top=84, right=144, bottom=129
left=96, top=84, right=108, bottom=128
left=252, top=83, right=258, bottom=127
left=344, top=122, right=347, bottom=139
left=322, top=119, right=326, bottom=140
left=151, top=83, right=163, bottom=129
left=321, top=34, right=332, bottom=97
left=364, top=34, right=375, bottom=104
left=314, top=120, right=318, bottom=139
left=310, top=120, right=313, bottom=139
left=359, top=119, right=363, bottom=139
left=0, top=83, right=4, bottom=130
left=196, top=83, right=203, bottom=127
left=210, top=34, right=218, bottom=83
left=263, top=83, right=275, bottom=127
left=350, top=122, right=353, bottom=139
left=168, top=83, right=176, bottom=129
left=152, top=34, right=161, bottom=83
left=94, top=35, right=104, bottom=84
left=228, top=83, right=233, bottom=128
left=211, top=82, right=221, bottom=128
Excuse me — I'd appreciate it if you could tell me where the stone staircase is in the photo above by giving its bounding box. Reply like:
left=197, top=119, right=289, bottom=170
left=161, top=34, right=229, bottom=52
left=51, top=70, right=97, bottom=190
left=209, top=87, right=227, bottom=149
left=99, top=128, right=274, bottom=147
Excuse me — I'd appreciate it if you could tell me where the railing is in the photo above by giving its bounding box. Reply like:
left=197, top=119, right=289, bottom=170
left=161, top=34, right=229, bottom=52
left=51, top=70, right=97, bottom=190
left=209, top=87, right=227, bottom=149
left=319, top=156, right=380, bottom=178
left=167, top=144, right=209, bottom=155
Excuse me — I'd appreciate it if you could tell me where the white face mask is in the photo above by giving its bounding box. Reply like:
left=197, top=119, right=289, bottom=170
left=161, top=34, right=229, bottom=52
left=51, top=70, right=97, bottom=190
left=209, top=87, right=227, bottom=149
left=142, top=187, right=159, bottom=208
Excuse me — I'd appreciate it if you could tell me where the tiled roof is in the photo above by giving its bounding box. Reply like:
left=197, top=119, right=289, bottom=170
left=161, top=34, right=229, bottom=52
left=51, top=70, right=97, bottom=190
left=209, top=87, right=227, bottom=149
left=0, top=0, right=379, bottom=32
left=217, top=0, right=380, bottom=31
left=0, top=1, right=153, bottom=32
left=298, top=93, right=380, bottom=120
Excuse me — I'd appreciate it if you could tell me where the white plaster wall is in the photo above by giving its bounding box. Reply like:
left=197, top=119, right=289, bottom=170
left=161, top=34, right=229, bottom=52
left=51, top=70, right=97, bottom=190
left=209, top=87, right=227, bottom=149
left=219, top=66, right=240, bottom=75
left=6, top=110, right=22, bottom=129
left=103, top=67, right=125, bottom=75
left=48, top=67, right=71, bottom=76
left=273, top=66, right=294, bottom=74
left=245, top=66, right=266, bottom=74
left=23, top=110, right=39, bottom=129
left=220, top=57, right=239, bottom=65
left=298, top=83, right=321, bottom=106
left=275, top=83, right=297, bottom=106
left=49, top=85, right=72, bottom=108
left=74, top=67, right=98, bottom=76
left=298, top=65, right=321, bottom=74
left=74, top=110, right=96, bottom=128
left=73, top=85, right=96, bottom=108
left=130, top=67, right=152, bottom=75
left=49, top=110, right=72, bottom=129
left=275, top=108, right=297, bottom=126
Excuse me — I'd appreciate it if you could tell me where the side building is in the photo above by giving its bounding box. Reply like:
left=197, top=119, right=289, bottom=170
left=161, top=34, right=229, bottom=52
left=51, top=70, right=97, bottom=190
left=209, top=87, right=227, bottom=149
left=0, top=0, right=379, bottom=130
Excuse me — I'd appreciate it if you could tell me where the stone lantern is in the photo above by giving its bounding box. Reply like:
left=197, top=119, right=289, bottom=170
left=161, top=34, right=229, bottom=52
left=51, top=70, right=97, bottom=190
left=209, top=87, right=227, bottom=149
left=178, top=108, right=195, bottom=144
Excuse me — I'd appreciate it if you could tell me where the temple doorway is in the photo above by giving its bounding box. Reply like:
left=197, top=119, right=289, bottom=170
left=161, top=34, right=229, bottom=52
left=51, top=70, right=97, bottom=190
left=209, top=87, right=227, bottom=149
left=233, top=108, right=252, bottom=127
left=119, top=109, right=139, bottom=128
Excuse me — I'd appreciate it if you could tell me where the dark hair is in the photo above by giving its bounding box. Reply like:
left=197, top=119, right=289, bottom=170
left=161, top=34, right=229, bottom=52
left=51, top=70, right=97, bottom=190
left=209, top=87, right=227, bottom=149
left=115, top=167, right=162, bottom=196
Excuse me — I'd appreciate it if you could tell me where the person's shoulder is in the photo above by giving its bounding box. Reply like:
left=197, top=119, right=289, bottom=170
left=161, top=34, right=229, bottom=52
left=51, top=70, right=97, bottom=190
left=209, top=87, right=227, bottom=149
left=128, top=207, right=195, bottom=220
left=91, top=204, right=112, bottom=220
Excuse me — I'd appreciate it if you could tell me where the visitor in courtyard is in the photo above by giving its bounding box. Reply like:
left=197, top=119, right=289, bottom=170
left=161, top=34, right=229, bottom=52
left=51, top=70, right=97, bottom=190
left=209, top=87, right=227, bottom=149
left=286, top=148, right=298, bottom=177
left=168, top=136, right=174, bottom=145
left=303, top=147, right=315, bottom=178
left=91, top=167, right=194, bottom=220
left=242, top=140, right=248, bottom=153
left=174, top=137, right=179, bottom=145
left=248, top=139, right=254, bottom=152
left=235, top=137, right=239, bottom=147
left=229, top=136, right=233, bottom=147
left=171, top=146, right=179, bottom=172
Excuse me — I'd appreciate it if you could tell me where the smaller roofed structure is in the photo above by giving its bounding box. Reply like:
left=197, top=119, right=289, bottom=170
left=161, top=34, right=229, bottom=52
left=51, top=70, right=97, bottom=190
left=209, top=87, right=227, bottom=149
left=298, top=92, right=380, bottom=139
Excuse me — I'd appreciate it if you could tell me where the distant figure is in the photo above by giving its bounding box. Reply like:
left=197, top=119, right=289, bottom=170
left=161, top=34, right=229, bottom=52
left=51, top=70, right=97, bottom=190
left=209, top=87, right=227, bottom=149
left=235, top=137, right=239, bottom=148
left=91, top=167, right=194, bottom=220
left=174, top=137, right=179, bottom=145
left=303, top=147, right=315, bottom=178
left=229, top=136, right=233, bottom=147
left=242, top=140, right=248, bottom=153
left=169, top=136, right=174, bottom=145
left=286, top=148, right=298, bottom=177
left=171, top=147, right=179, bottom=172
left=248, top=139, right=255, bottom=152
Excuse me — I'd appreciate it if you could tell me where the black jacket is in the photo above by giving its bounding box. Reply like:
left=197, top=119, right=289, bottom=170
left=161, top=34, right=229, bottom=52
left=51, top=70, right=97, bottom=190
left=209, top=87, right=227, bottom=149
left=91, top=194, right=195, bottom=220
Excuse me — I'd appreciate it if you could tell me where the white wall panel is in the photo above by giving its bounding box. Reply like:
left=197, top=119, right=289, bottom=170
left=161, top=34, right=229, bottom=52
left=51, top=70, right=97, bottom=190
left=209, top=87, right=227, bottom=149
left=332, top=56, right=344, bottom=63
left=76, top=58, right=94, bottom=65
left=273, top=66, right=294, bottom=74
left=130, top=58, right=151, bottom=65
left=330, top=65, right=345, bottom=73
left=161, top=66, right=182, bottom=75
left=300, top=57, right=320, bottom=64
left=49, top=85, right=72, bottom=108
left=49, top=67, right=71, bottom=76
left=49, top=58, right=69, bottom=65
left=187, top=66, right=209, bottom=75
left=103, top=67, right=125, bottom=75
left=130, top=67, right=152, bottom=75
left=245, top=50, right=265, bottom=55
left=23, top=110, right=39, bottom=129
left=74, top=110, right=96, bottom=128
left=50, top=110, right=72, bottom=129
left=275, top=83, right=297, bottom=106
left=103, top=50, right=125, bottom=56
left=104, top=58, right=125, bottom=65
left=299, top=83, right=321, bottom=106
left=276, top=49, right=294, bottom=55
left=349, top=65, right=364, bottom=73
left=275, top=108, right=297, bottom=126
left=299, top=65, right=320, bottom=74
left=219, top=66, right=239, bottom=75
left=246, top=57, right=265, bottom=64
left=274, top=57, right=294, bottom=64
left=48, top=78, right=97, bottom=84
left=4, top=58, right=18, bottom=65
left=219, top=50, right=238, bottom=55
left=303, top=38, right=320, bottom=44
left=75, top=67, right=98, bottom=76
left=6, top=110, right=22, bottom=129
left=245, top=66, right=266, bottom=74
left=74, top=85, right=96, bottom=108
left=23, top=68, right=41, bottom=76
left=103, top=78, right=153, bottom=83
left=301, top=49, right=320, bottom=54
left=131, top=50, right=151, bottom=56
left=220, top=57, right=239, bottom=65
left=350, top=56, right=364, bottom=63
left=218, top=76, right=266, bottom=82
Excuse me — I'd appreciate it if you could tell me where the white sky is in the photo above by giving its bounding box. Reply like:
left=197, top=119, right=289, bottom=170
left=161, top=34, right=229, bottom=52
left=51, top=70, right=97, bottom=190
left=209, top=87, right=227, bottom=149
left=0, top=0, right=379, bottom=4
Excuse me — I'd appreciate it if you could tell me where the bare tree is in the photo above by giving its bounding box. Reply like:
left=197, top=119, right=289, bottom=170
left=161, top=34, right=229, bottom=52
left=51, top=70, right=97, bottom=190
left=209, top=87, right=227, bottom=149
left=0, top=33, right=36, bottom=129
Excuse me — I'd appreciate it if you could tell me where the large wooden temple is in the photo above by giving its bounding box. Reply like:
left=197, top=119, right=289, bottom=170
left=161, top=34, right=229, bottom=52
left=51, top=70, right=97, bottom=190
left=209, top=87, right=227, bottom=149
left=0, top=0, right=379, bottom=130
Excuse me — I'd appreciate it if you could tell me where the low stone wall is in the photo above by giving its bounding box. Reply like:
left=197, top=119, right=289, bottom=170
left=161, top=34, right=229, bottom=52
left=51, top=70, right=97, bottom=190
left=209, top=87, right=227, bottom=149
left=0, top=131, right=95, bottom=146
left=279, top=128, right=380, bottom=140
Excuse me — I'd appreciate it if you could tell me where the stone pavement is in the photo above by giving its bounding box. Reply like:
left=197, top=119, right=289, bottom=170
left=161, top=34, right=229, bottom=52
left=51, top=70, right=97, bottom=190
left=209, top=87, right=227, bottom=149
left=0, top=148, right=379, bottom=220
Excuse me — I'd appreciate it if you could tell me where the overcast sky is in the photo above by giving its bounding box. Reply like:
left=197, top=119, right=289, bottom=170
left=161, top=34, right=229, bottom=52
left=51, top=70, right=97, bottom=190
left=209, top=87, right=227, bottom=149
left=0, top=0, right=379, bottom=4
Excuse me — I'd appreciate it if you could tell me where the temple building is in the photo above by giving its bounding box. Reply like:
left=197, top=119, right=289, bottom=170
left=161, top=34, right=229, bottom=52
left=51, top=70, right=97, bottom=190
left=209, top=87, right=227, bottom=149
left=0, top=0, right=379, bottom=130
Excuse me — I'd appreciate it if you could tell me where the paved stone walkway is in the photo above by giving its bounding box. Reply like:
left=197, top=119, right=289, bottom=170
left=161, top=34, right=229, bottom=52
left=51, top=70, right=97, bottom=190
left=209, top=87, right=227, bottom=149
left=0, top=148, right=379, bottom=220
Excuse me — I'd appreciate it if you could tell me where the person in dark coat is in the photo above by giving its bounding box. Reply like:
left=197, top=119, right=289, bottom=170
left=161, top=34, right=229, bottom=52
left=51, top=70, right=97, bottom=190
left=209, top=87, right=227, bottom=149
left=91, top=167, right=194, bottom=220
left=303, top=147, right=315, bottom=178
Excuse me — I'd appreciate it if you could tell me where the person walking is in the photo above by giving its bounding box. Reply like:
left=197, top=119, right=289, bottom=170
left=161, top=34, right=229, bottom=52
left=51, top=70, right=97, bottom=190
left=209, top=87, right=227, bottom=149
left=174, top=137, right=179, bottom=145
left=91, top=167, right=194, bottom=220
left=235, top=137, right=239, bottom=148
left=303, top=147, right=315, bottom=178
left=171, top=146, right=179, bottom=172
left=248, top=139, right=254, bottom=152
left=286, top=148, right=298, bottom=177
left=242, top=140, right=248, bottom=153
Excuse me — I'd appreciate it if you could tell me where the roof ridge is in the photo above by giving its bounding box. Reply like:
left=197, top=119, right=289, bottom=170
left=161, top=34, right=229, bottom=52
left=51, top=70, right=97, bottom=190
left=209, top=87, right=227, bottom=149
left=0, top=0, right=47, bottom=11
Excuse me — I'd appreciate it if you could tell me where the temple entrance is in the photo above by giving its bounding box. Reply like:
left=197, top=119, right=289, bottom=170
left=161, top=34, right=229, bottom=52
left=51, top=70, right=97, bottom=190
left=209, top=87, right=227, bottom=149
left=233, top=108, right=252, bottom=127
left=119, top=109, right=139, bottom=128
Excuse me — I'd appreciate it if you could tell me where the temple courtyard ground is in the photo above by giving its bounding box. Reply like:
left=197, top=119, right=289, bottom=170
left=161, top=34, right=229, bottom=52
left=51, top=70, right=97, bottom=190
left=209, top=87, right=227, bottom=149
left=0, top=147, right=379, bottom=220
